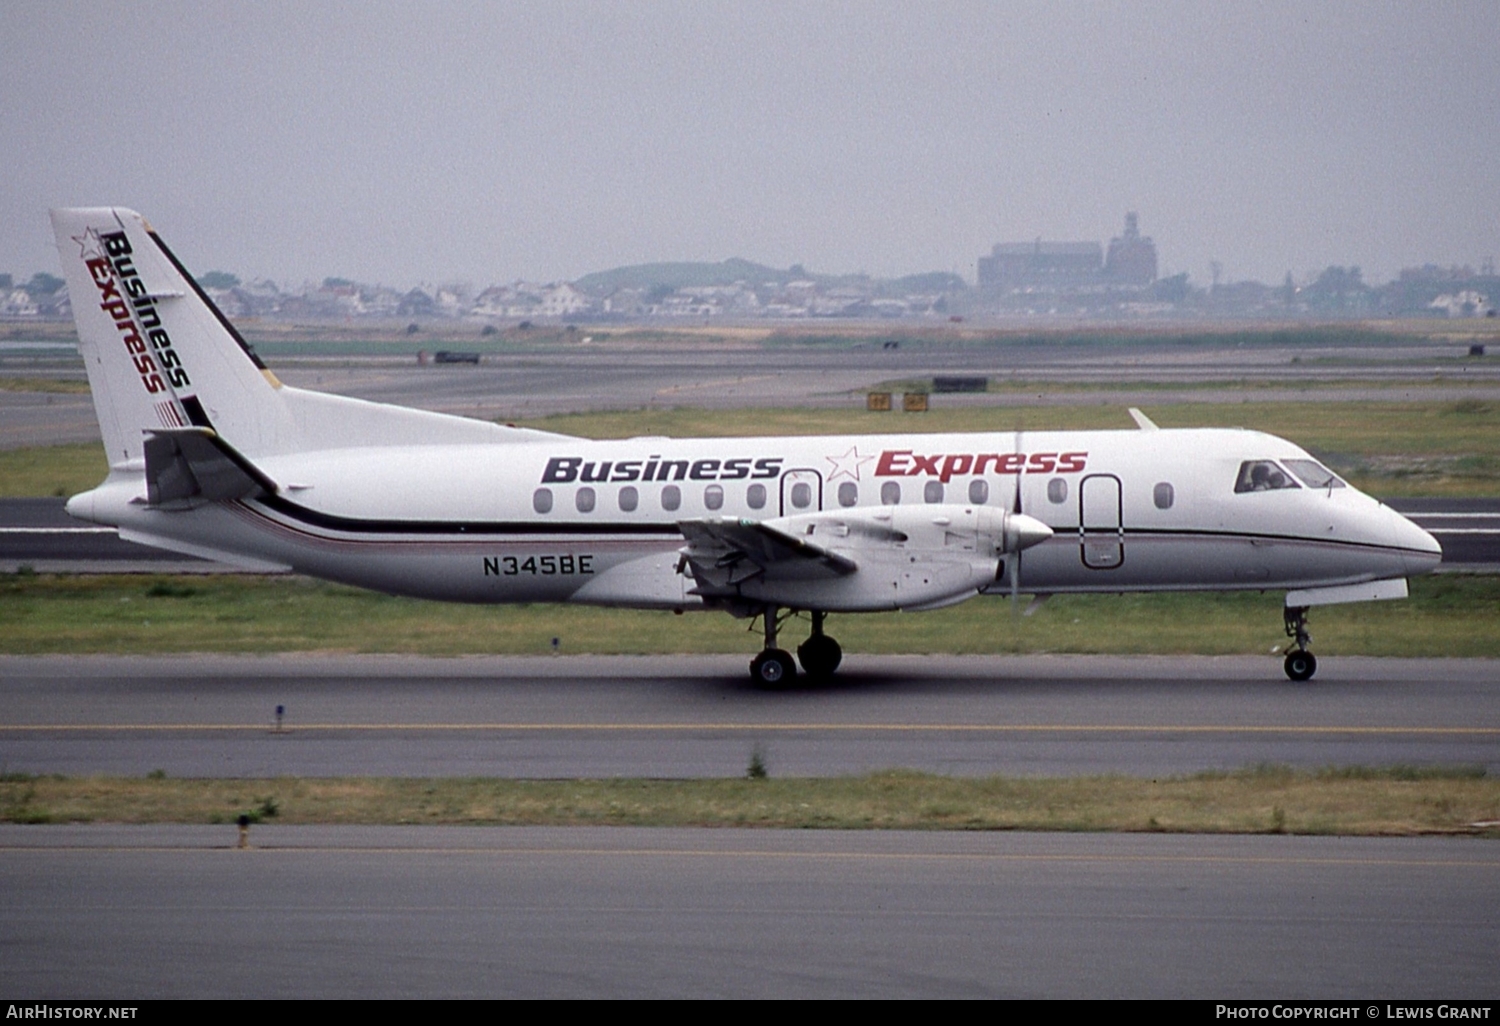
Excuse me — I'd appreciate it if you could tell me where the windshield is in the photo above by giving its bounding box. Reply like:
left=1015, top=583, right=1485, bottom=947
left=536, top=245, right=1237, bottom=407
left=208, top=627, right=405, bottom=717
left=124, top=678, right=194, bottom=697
left=1282, top=458, right=1345, bottom=489
left=1234, top=460, right=1300, bottom=493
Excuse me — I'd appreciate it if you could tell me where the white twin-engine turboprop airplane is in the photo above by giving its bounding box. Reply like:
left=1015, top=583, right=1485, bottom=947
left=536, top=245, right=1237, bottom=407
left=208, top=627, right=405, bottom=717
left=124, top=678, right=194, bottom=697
left=52, top=207, right=1441, bottom=684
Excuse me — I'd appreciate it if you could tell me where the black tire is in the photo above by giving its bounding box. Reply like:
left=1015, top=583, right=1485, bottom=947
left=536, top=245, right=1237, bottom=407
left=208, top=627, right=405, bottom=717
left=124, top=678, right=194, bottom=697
left=750, top=649, right=797, bottom=687
left=796, top=635, right=843, bottom=679
left=1284, top=650, right=1317, bottom=682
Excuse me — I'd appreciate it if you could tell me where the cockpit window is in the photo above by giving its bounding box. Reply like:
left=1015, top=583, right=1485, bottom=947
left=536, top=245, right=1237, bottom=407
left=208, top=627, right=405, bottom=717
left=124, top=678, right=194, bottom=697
left=1282, top=459, right=1346, bottom=489
left=1234, top=460, right=1300, bottom=493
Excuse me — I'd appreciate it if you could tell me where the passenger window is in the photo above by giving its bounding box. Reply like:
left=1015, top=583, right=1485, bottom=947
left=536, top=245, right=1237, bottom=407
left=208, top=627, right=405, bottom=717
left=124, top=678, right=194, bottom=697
left=618, top=485, right=638, bottom=512
left=881, top=481, right=901, bottom=505
left=661, top=484, right=681, bottom=511
left=1047, top=478, right=1067, bottom=504
left=747, top=483, right=767, bottom=510
left=924, top=480, right=944, bottom=504
left=968, top=479, right=989, bottom=504
left=704, top=484, right=724, bottom=510
left=837, top=481, right=858, bottom=507
left=575, top=487, right=596, bottom=513
left=1235, top=460, right=1300, bottom=493
left=790, top=482, right=812, bottom=509
left=1153, top=482, right=1174, bottom=509
left=532, top=488, right=553, bottom=514
left=1283, top=459, right=1345, bottom=489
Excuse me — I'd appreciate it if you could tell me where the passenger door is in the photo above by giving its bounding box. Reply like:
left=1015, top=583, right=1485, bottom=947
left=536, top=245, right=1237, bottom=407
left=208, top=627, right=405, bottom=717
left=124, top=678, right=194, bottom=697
left=779, top=469, right=823, bottom=515
left=1079, top=473, right=1123, bottom=569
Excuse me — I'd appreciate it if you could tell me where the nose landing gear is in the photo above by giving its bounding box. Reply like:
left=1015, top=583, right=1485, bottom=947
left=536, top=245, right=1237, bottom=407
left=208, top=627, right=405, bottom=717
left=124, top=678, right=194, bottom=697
left=1282, top=605, right=1317, bottom=681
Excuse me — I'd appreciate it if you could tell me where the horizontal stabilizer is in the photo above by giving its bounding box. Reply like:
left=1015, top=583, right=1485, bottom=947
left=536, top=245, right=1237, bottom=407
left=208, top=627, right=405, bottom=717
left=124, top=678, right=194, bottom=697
left=144, top=427, right=278, bottom=506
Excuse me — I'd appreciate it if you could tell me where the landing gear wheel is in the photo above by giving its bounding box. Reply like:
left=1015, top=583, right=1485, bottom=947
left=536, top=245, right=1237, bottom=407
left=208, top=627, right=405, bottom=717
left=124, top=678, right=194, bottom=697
left=750, top=649, right=797, bottom=688
left=1284, top=650, right=1317, bottom=682
left=797, top=634, right=843, bottom=679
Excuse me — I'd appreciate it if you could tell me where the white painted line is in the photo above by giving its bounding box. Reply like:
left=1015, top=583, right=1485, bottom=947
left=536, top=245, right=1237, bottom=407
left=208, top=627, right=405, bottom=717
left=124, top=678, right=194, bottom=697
left=0, top=527, right=116, bottom=534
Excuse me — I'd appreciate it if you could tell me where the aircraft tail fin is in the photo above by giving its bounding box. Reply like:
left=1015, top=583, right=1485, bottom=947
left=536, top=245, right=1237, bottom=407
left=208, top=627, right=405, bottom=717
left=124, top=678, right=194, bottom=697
left=50, top=207, right=291, bottom=467
left=54, top=207, right=575, bottom=472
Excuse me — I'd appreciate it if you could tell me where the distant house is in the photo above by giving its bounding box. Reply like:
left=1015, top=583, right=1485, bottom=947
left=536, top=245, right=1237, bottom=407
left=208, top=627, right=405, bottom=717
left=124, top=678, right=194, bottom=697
left=1, top=289, right=40, bottom=318
left=397, top=288, right=437, bottom=317
left=1430, top=291, right=1493, bottom=318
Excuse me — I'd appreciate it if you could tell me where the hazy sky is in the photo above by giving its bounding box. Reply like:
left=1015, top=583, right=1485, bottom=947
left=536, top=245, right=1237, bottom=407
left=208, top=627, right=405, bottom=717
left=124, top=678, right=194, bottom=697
left=2, top=1, right=1495, bottom=289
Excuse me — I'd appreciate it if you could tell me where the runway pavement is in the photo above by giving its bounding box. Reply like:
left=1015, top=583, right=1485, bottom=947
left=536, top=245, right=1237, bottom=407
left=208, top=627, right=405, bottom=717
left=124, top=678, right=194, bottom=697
left=1, top=825, right=1494, bottom=998
left=3, top=654, right=1497, bottom=778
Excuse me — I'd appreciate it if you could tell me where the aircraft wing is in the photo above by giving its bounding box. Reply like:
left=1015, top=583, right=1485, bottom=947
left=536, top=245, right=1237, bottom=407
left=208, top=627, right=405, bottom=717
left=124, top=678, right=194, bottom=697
left=678, top=517, right=857, bottom=596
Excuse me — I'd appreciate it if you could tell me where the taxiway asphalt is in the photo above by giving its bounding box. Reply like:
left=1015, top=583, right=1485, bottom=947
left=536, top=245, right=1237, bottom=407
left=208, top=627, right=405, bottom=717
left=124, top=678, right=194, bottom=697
left=3, top=654, right=1497, bottom=778
left=1, top=825, right=1494, bottom=998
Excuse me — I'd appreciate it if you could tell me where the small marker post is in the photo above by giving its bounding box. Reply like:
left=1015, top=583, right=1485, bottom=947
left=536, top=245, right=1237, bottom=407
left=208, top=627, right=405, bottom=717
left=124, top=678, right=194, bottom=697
left=237, top=814, right=250, bottom=849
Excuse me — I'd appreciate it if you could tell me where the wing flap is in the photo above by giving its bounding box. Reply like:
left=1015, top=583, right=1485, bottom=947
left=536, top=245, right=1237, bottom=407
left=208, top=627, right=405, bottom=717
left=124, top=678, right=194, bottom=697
left=678, top=517, right=856, bottom=597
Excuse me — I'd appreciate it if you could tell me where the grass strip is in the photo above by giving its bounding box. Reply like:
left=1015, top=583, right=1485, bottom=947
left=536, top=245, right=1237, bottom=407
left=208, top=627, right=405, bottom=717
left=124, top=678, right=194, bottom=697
left=0, top=377, right=91, bottom=394
left=2, top=572, right=1498, bottom=657
left=2, top=767, right=1494, bottom=836
left=0, top=442, right=108, bottom=498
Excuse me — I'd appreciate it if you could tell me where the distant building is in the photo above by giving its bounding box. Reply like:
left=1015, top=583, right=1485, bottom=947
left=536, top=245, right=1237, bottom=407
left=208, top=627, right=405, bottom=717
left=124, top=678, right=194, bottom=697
left=978, top=213, right=1157, bottom=290
left=977, top=240, right=1102, bottom=290
left=1103, top=212, right=1157, bottom=285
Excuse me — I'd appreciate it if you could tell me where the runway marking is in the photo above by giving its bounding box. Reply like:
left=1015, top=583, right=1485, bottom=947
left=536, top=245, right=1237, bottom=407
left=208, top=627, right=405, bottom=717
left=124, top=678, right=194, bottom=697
left=1410, top=513, right=1500, bottom=520
left=2, top=845, right=1497, bottom=868
left=654, top=374, right=780, bottom=397
left=3, top=722, right=1498, bottom=735
left=0, top=527, right=116, bottom=534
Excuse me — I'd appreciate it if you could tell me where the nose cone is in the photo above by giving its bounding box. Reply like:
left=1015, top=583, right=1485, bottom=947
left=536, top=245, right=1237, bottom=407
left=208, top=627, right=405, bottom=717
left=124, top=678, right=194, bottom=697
left=1390, top=507, right=1442, bottom=576
left=1006, top=512, right=1053, bottom=553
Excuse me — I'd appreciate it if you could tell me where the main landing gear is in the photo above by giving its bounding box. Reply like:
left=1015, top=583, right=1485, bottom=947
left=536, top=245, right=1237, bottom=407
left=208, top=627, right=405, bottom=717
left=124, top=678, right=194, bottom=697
left=749, top=607, right=843, bottom=687
left=797, top=610, right=843, bottom=680
left=1282, top=605, right=1317, bottom=682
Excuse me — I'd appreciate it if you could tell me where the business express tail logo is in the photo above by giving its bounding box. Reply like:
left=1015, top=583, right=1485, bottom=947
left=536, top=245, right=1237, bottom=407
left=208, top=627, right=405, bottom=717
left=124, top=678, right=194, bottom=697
left=75, top=227, right=191, bottom=408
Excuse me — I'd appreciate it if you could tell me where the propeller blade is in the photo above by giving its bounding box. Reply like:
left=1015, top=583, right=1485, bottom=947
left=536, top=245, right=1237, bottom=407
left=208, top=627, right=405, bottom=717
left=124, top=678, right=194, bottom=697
left=1011, top=425, right=1024, bottom=610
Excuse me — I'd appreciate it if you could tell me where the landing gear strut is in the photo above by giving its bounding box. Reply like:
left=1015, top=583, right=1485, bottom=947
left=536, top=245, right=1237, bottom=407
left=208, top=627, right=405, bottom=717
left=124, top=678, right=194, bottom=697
left=749, top=606, right=797, bottom=687
left=1282, top=605, right=1317, bottom=682
left=796, top=610, right=843, bottom=680
left=748, top=609, right=844, bottom=686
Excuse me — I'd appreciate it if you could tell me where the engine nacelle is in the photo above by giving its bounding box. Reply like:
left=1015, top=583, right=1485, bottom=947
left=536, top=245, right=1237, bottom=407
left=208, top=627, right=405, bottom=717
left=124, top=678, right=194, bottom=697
left=712, top=504, right=1053, bottom=613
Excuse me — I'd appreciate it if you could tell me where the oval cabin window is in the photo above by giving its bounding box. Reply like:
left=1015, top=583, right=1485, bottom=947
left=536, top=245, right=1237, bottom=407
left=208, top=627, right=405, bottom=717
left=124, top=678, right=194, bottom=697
left=1047, top=478, right=1068, bottom=504
left=532, top=488, right=553, bottom=514
left=747, top=483, right=767, bottom=509
left=838, top=481, right=858, bottom=507
left=790, top=482, right=812, bottom=509
left=881, top=481, right=901, bottom=505
left=618, top=485, right=638, bottom=512
left=924, top=480, right=944, bottom=504
left=968, top=479, right=989, bottom=504
left=575, top=487, right=596, bottom=513
left=1153, top=482, right=1174, bottom=509
left=661, top=485, right=681, bottom=511
left=704, top=484, right=724, bottom=510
